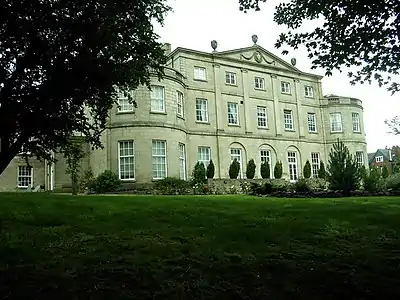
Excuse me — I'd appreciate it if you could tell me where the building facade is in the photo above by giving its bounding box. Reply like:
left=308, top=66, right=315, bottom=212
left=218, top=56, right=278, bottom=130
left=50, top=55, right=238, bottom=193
left=0, top=37, right=368, bottom=191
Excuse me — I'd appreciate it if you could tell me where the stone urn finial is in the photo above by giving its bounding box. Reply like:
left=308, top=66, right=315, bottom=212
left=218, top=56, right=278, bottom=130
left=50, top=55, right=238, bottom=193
left=211, top=40, right=218, bottom=52
left=252, top=34, right=258, bottom=45
left=291, top=58, right=297, bottom=66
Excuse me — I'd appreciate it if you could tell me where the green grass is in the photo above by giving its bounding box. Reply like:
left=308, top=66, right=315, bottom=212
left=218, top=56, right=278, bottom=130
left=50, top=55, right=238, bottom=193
left=1, top=194, right=400, bottom=299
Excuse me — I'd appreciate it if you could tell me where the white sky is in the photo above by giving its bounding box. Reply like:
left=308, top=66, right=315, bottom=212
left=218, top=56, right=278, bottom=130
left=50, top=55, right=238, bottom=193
left=153, top=0, right=400, bottom=153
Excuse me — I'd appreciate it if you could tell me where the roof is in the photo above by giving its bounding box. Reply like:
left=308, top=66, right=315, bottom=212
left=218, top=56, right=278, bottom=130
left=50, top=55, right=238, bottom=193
left=368, top=149, right=392, bottom=164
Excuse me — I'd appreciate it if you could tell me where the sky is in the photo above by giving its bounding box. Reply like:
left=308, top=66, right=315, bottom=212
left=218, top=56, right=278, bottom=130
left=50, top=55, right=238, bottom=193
left=153, top=0, right=400, bottom=153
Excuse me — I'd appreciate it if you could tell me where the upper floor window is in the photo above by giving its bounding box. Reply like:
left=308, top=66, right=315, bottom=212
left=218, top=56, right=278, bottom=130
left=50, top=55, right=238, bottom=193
left=281, top=81, right=291, bottom=94
left=225, top=71, right=237, bottom=85
left=118, top=140, right=135, bottom=180
left=254, top=77, right=265, bottom=90
left=150, top=85, right=165, bottom=113
left=196, top=98, right=209, bottom=123
left=375, top=156, right=384, bottom=163
left=176, top=91, right=184, bottom=118
left=307, top=113, right=317, bottom=132
left=304, top=86, right=314, bottom=98
left=117, top=89, right=134, bottom=112
left=352, top=112, right=360, bottom=132
left=194, top=67, right=207, bottom=81
left=257, top=106, right=268, bottom=128
left=228, top=102, right=239, bottom=125
left=284, top=109, right=294, bottom=130
left=330, top=112, right=343, bottom=132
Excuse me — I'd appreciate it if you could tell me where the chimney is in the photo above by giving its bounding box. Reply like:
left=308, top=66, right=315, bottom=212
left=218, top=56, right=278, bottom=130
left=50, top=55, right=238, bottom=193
left=162, top=43, right=171, bottom=56
left=389, top=148, right=393, bottom=161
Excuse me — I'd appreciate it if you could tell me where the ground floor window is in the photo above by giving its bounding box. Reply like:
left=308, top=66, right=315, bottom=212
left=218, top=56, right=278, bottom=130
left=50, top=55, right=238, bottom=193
left=18, top=166, right=33, bottom=188
left=197, top=146, right=211, bottom=168
left=355, top=151, right=364, bottom=167
left=118, top=140, right=135, bottom=180
left=230, top=148, right=243, bottom=178
left=179, top=143, right=186, bottom=180
left=260, top=150, right=272, bottom=178
left=311, top=152, right=320, bottom=178
left=287, top=151, right=298, bottom=181
left=152, top=140, right=167, bottom=179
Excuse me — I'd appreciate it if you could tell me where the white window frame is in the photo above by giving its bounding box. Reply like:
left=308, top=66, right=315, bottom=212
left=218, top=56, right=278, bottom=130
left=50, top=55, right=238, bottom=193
left=304, top=85, right=314, bottom=98
left=352, top=112, right=361, bottom=132
left=197, top=146, right=211, bottom=168
left=177, top=91, right=184, bottom=118
left=254, top=77, right=265, bottom=90
left=227, top=102, right=239, bottom=125
left=284, top=110, right=294, bottom=130
left=150, top=85, right=165, bottom=113
left=307, top=113, right=317, bottom=133
left=17, top=166, right=33, bottom=188
left=288, top=151, right=298, bottom=182
left=117, top=89, right=134, bottom=112
left=118, top=140, right=135, bottom=180
left=355, top=151, right=364, bottom=167
left=194, top=66, right=207, bottom=81
left=230, top=148, right=243, bottom=179
left=375, top=156, right=384, bottom=163
left=281, top=81, right=291, bottom=94
left=257, top=106, right=268, bottom=128
left=152, top=140, right=167, bottom=180
left=195, top=98, right=209, bottom=123
left=225, top=71, right=237, bottom=85
left=330, top=112, right=343, bottom=132
left=311, top=152, right=320, bottom=178
left=260, top=149, right=272, bottom=178
left=179, top=143, right=186, bottom=180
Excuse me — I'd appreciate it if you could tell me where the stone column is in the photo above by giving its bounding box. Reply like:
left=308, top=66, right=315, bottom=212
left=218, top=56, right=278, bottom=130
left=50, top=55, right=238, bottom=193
left=241, top=68, right=252, bottom=133
left=270, top=74, right=282, bottom=136
left=213, top=63, right=223, bottom=178
left=294, top=79, right=305, bottom=138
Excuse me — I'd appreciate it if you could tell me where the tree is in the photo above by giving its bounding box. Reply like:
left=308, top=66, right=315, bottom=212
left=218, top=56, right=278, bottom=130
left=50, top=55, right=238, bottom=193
left=246, top=159, right=256, bottom=179
left=0, top=0, right=170, bottom=175
left=63, top=137, right=87, bottom=195
left=303, top=160, right=311, bottom=179
left=206, top=159, right=215, bottom=179
left=274, top=161, right=283, bottom=179
left=239, top=0, right=400, bottom=94
left=193, top=162, right=206, bottom=184
left=318, top=161, right=326, bottom=179
left=229, top=159, right=240, bottom=179
left=327, top=139, right=360, bottom=194
left=382, top=165, right=389, bottom=179
left=260, top=161, right=270, bottom=179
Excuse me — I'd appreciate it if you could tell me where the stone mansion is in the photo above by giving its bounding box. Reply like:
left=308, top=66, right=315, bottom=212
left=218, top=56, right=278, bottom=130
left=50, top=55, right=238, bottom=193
left=0, top=36, right=368, bottom=191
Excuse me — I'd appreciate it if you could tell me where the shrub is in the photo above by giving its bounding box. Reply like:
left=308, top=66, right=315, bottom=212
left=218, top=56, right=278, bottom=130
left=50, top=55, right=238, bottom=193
left=193, top=162, right=206, bottom=184
left=318, top=161, right=326, bottom=179
left=271, top=179, right=291, bottom=192
left=229, top=159, right=240, bottom=179
left=294, top=178, right=311, bottom=193
left=303, top=160, right=311, bottom=179
left=154, top=177, right=190, bottom=195
left=382, top=165, right=389, bottom=179
left=306, top=178, right=328, bottom=191
left=246, top=159, right=256, bottom=179
left=92, top=170, right=122, bottom=194
left=274, top=161, right=283, bottom=179
left=206, top=160, right=215, bottom=179
left=260, top=161, right=270, bottom=179
left=362, top=166, right=383, bottom=192
left=79, top=167, right=95, bottom=193
left=327, top=139, right=360, bottom=194
left=386, top=173, right=400, bottom=191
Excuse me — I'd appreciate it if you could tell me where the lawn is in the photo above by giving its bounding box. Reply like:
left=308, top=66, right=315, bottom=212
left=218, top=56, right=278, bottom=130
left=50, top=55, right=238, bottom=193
left=1, top=194, right=400, bottom=299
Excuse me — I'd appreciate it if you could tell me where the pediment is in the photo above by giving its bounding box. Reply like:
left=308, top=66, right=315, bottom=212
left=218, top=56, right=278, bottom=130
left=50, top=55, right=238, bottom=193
left=215, top=46, right=300, bottom=73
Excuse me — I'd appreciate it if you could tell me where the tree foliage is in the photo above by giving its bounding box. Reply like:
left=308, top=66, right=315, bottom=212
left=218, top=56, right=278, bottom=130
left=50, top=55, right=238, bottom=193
left=318, top=161, right=326, bottom=179
left=0, top=0, right=170, bottom=174
left=229, top=159, right=240, bottom=179
left=63, top=137, right=87, bottom=195
left=381, top=165, right=389, bottom=179
left=303, top=160, right=311, bottom=179
left=246, top=159, right=256, bottom=179
left=273, top=161, right=283, bottom=179
left=206, top=159, right=215, bottom=179
left=327, top=139, right=360, bottom=194
left=260, top=161, right=270, bottom=179
left=193, top=162, right=206, bottom=184
left=239, top=0, right=400, bottom=94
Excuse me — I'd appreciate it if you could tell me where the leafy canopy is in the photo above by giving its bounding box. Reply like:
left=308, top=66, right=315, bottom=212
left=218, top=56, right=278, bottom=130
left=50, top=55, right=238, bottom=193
left=239, top=0, right=400, bottom=94
left=0, top=0, right=170, bottom=174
